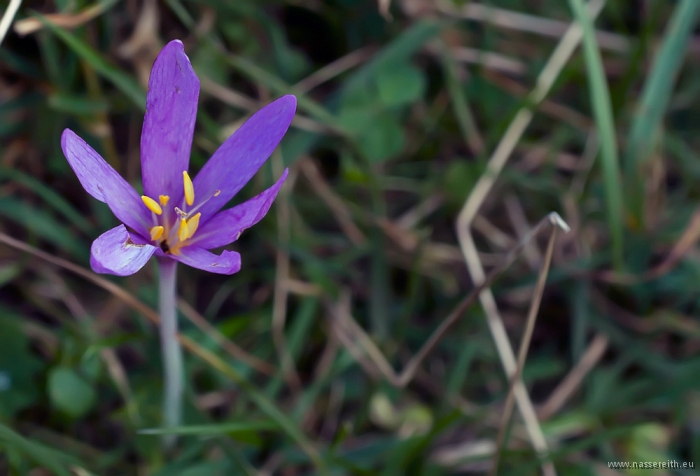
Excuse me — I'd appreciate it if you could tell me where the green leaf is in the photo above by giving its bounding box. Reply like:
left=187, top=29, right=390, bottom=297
left=443, top=159, right=483, bottom=207
left=376, top=62, right=426, bottom=106
left=337, top=106, right=377, bottom=135
left=138, top=420, right=277, bottom=436
left=37, top=13, right=146, bottom=109
left=0, top=197, right=87, bottom=259
left=567, top=0, right=624, bottom=270
left=0, top=423, right=78, bottom=476
left=0, top=167, right=94, bottom=235
left=184, top=339, right=327, bottom=471
left=48, top=367, right=97, bottom=418
left=344, top=20, right=444, bottom=94
left=624, top=0, right=700, bottom=220
left=357, top=113, right=405, bottom=163
left=48, top=93, right=108, bottom=115
left=0, top=312, right=43, bottom=419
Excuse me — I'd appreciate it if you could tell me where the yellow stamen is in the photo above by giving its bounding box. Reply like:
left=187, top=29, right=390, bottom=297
left=186, top=213, right=201, bottom=239
left=159, top=195, right=170, bottom=206
left=150, top=226, right=164, bottom=241
left=141, top=195, right=162, bottom=215
left=178, top=218, right=189, bottom=242
left=183, top=171, right=194, bottom=206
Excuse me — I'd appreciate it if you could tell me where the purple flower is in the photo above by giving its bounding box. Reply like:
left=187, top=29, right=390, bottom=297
left=61, top=40, right=296, bottom=276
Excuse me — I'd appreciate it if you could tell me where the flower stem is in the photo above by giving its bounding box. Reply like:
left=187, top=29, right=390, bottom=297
left=157, top=258, right=183, bottom=447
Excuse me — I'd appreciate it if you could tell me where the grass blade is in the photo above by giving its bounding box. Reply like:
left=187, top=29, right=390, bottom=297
left=0, top=423, right=78, bottom=476
left=567, top=0, right=624, bottom=270
left=0, top=167, right=94, bottom=234
left=138, top=421, right=277, bottom=436
left=37, top=13, right=146, bottom=109
left=178, top=335, right=327, bottom=472
left=624, top=0, right=700, bottom=219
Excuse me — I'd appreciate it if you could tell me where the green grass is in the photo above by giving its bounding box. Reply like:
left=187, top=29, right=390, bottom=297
left=0, top=0, right=699, bottom=474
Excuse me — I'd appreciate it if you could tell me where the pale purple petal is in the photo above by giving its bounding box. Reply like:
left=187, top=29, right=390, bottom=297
left=172, top=247, right=241, bottom=275
left=189, top=169, right=288, bottom=249
left=192, top=95, right=296, bottom=221
left=141, top=39, right=199, bottom=199
left=62, top=129, right=151, bottom=235
left=90, top=225, right=157, bottom=276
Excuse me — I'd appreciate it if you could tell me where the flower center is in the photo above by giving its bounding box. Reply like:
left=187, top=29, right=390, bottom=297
left=140, top=171, right=219, bottom=254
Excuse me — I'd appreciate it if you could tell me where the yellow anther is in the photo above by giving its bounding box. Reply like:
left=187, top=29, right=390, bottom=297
left=150, top=226, right=164, bottom=241
left=141, top=195, right=162, bottom=215
left=159, top=195, right=170, bottom=206
left=178, top=218, right=189, bottom=242
left=186, top=212, right=201, bottom=239
left=183, top=171, right=194, bottom=206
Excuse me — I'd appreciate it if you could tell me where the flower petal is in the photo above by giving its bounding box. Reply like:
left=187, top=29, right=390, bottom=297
left=141, top=39, right=200, bottom=199
left=171, top=247, right=241, bottom=275
left=190, top=169, right=288, bottom=249
left=193, top=95, right=296, bottom=220
left=90, top=225, right=157, bottom=276
left=62, top=129, right=151, bottom=235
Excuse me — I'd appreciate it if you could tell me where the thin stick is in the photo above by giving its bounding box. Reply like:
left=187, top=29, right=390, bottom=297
left=458, top=0, right=606, bottom=227
left=299, top=157, right=366, bottom=245
left=328, top=213, right=568, bottom=388
left=177, top=298, right=276, bottom=376
left=453, top=2, right=605, bottom=473
left=200, top=77, right=337, bottom=135
left=489, top=227, right=558, bottom=476
left=0, top=0, right=22, bottom=46
left=293, top=47, right=374, bottom=94
left=537, top=333, right=609, bottom=420
left=271, top=151, right=302, bottom=390
left=436, top=1, right=629, bottom=53
left=0, top=232, right=160, bottom=323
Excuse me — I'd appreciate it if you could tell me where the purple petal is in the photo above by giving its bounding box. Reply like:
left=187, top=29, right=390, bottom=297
left=172, top=247, right=241, bottom=275
left=141, top=40, right=199, bottom=199
left=62, top=129, right=151, bottom=235
left=190, top=169, right=288, bottom=249
left=193, top=95, right=296, bottom=220
left=90, top=225, right=157, bottom=276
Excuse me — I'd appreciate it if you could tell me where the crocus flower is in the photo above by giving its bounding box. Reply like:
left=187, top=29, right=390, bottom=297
left=61, top=40, right=296, bottom=276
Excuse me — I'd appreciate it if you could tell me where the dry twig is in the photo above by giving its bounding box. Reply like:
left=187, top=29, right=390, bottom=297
left=537, top=333, right=609, bottom=420
left=326, top=213, right=568, bottom=388
left=488, top=226, right=558, bottom=476
left=453, top=1, right=607, bottom=474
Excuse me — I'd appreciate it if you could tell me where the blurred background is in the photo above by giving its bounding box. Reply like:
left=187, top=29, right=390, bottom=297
left=1, top=0, right=700, bottom=474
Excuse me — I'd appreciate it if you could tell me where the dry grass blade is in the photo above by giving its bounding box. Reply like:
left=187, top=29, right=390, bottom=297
left=14, top=0, right=116, bottom=36
left=299, top=158, right=366, bottom=245
left=452, top=2, right=603, bottom=473
left=426, top=44, right=526, bottom=75
left=327, top=213, right=568, bottom=388
left=488, top=226, right=558, bottom=476
left=293, top=47, right=375, bottom=93
left=378, top=0, right=392, bottom=20
left=272, top=152, right=302, bottom=391
left=177, top=334, right=326, bottom=471
left=200, top=78, right=339, bottom=135
left=436, top=1, right=629, bottom=52
left=0, top=232, right=160, bottom=324
left=0, top=0, right=22, bottom=46
left=458, top=0, right=605, bottom=226
left=177, top=298, right=276, bottom=376
left=537, top=333, right=609, bottom=420
left=596, top=205, right=700, bottom=284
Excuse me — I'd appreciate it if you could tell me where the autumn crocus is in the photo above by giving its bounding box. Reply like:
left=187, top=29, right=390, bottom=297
left=61, top=40, right=296, bottom=435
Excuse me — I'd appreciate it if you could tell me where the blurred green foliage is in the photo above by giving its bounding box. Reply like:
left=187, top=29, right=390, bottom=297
left=0, top=0, right=700, bottom=474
